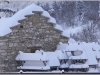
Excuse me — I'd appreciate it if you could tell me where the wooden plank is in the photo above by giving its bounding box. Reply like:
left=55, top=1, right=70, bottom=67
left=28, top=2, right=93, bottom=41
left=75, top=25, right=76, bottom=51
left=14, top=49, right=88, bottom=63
left=43, top=61, right=46, bottom=66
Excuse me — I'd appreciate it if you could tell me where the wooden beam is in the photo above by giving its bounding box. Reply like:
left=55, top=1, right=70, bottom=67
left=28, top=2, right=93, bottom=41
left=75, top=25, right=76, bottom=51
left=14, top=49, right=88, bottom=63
left=60, top=60, right=62, bottom=64
left=95, top=65, right=97, bottom=69
left=64, top=59, right=67, bottom=64
left=71, top=51, right=74, bottom=56
left=75, top=60, right=77, bottom=63
left=83, top=60, right=86, bottom=63
left=72, top=60, right=75, bottom=64
left=43, top=61, right=46, bottom=66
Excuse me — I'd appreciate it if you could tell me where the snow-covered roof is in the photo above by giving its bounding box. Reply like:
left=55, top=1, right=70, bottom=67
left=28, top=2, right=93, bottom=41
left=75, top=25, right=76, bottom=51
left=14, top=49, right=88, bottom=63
left=92, top=42, right=100, bottom=51
left=69, top=64, right=89, bottom=68
left=56, top=42, right=68, bottom=51
left=17, top=61, right=50, bottom=70
left=0, top=3, right=67, bottom=37
left=15, top=51, right=48, bottom=61
left=57, top=41, right=100, bottom=66
left=95, top=50, right=100, bottom=58
left=17, top=66, right=50, bottom=70
left=55, top=50, right=68, bottom=59
left=60, top=63, right=69, bottom=68
left=45, top=52, right=60, bottom=67
left=65, top=43, right=82, bottom=52
left=15, top=39, right=100, bottom=71
left=87, top=68, right=99, bottom=73
left=62, top=26, right=82, bottom=37
left=81, top=42, right=98, bottom=65
left=69, top=51, right=88, bottom=60
left=15, top=51, right=61, bottom=67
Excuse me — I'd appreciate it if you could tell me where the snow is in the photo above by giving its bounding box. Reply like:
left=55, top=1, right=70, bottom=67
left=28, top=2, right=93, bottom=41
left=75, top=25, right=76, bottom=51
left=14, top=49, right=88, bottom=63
left=15, top=51, right=48, bottom=61
left=92, top=42, right=100, bottom=51
left=42, top=11, right=56, bottom=24
left=17, top=66, right=50, bottom=70
left=4, top=71, right=62, bottom=74
left=87, top=68, right=99, bottom=73
left=95, top=50, right=100, bottom=58
left=15, top=40, right=100, bottom=72
left=81, top=42, right=98, bottom=65
left=35, top=50, right=41, bottom=53
left=16, top=51, right=61, bottom=67
left=55, top=50, right=68, bottom=59
left=23, top=61, right=46, bottom=67
left=51, top=70, right=62, bottom=73
left=60, top=63, right=69, bottom=68
left=46, top=52, right=60, bottom=67
left=65, top=43, right=82, bottom=52
left=0, top=3, right=65, bottom=36
left=19, top=70, right=23, bottom=73
left=68, top=38, right=76, bottom=44
left=54, top=24, right=63, bottom=31
left=1, top=1, right=100, bottom=73
left=56, top=42, right=68, bottom=51
left=98, top=63, right=100, bottom=67
left=69, top=64, right=89, bottom=68
left=69, top=51, right=87, bottom=60
left=62, top=26, right=82, bottom=37
left=0, top=17, right=12, bottom=36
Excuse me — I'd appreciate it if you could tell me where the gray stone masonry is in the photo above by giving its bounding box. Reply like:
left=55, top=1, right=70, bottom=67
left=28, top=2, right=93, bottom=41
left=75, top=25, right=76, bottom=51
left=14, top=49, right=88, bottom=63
left=0, top=11, right=68, bottom=72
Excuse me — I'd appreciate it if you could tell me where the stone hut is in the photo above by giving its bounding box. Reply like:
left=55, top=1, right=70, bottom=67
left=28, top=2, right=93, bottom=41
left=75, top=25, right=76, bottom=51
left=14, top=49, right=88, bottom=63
left=0, top=3, right=68, bottom=72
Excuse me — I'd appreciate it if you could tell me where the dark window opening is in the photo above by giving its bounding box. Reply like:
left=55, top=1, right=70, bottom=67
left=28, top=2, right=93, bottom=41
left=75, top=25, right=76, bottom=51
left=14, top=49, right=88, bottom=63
left=28, top=46, right=42, bottom=53
left=20, top=25, right=23, bottom=28
left=79, top=12, right=82, bottom=15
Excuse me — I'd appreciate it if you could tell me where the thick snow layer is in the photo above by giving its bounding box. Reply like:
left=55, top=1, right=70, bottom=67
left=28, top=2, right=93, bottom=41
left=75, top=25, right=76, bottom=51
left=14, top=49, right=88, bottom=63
left=95, top=50, right=100, bottom=58
left=69, top=64, right=89, bottom=68
left=51, top=70, right=62, bottom=73
left=68, top=38, right=76, bottom=44
left=55, top=50, right=68, bottom=59
left=87, top=68, right=99, bottom=73
left=92, top=42, right=100, bottom=51
left=23, top=61, right=46, bottom=67
left=15, top=51, right=48, bottom=61
left=57, top=40, right=100, bottom=67
left=0, top=3, right=66, bottom=36
left=35, top=50, right=41, bottom=53
left=42, top=11, right=56, bottom=24
left=81, top=42, right=98, bottom=65
left=0, top=17, right=12, bottom=36
left=56, top=42, right=68, bottom=51
left=15, top=38, right=100, bottom=72
left=60, top=63, right=69, bottom=68
left=46, top=52, right=60, bottom=67
left=69, top=51, right=87, bottom=60
left=62, top=26, right=82, bottom=37
left=98, top=63, right=100, bottom=67
left=16, top=51, right=61, bottom=67
left=65, top=43, right=82, bottom=52
left=17, top=66, right=50, bottom=70
left=54, top=24, right=63, bottom=31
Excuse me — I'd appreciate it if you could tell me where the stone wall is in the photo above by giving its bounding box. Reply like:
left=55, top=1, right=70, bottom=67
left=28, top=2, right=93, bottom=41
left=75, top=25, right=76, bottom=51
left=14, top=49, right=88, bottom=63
left=0, top=11, right=68, bottom=72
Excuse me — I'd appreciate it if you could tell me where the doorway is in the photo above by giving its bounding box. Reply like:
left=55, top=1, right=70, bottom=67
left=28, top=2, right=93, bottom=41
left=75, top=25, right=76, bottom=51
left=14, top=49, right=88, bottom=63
left=27, top=46, right=42, bottom=53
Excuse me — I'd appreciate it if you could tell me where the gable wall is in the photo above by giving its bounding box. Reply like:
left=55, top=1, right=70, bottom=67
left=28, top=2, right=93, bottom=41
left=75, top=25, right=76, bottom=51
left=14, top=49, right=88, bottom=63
left=0, top=12, right=68, bottom=72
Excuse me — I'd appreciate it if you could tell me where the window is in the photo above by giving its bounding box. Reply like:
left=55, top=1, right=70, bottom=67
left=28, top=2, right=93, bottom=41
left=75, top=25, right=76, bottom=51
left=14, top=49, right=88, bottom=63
left=20, top=25, right=23, bottom=28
